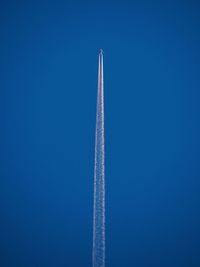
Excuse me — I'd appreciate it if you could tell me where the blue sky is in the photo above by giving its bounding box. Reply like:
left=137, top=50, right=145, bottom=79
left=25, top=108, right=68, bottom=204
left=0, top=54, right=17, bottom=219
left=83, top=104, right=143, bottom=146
left=0, top=0, right=200, bottom=266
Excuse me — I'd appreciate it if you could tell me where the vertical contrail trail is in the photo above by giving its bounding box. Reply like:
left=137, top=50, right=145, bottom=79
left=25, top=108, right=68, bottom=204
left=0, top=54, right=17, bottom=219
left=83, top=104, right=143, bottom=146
left=92, top=49, right=105, bottom=267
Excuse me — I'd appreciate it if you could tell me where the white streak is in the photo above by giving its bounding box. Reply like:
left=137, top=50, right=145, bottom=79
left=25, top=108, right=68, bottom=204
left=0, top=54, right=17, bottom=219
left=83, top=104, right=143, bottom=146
left=92, top=50, right=105, bottom=267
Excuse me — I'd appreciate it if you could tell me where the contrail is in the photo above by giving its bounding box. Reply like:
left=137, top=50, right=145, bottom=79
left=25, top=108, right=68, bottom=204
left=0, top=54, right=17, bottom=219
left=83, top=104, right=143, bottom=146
left=92, top=49, right=105, bottom=267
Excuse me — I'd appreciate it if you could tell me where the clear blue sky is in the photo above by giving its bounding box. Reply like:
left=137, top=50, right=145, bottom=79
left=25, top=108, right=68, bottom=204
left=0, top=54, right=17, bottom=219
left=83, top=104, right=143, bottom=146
left=0, top=0, right=200, bottom=266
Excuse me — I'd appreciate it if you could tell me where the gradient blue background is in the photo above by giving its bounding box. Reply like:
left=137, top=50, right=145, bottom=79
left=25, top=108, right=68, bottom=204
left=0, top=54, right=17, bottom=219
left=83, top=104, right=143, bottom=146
left=1, top=0, right=200, bottom=266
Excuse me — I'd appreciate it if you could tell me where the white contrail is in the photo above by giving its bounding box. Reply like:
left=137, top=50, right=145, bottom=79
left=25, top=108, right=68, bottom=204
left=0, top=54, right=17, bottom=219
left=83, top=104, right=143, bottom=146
left=92, top=49, right=105, bottom=267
